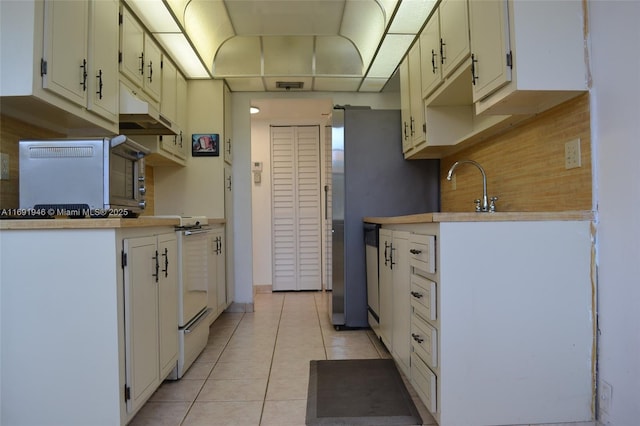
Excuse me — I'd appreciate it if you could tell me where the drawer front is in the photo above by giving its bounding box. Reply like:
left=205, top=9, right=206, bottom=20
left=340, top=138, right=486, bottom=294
left=410, top=274, right=436, bottom=322
left=411, top=352, right=437, bottom=414
left=409, top=234, right=435, bottom=274
left=411, top=315, right=438, bottom=368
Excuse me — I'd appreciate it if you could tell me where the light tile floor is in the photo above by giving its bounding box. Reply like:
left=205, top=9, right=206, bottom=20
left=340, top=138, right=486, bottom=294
left=129, top=291, right=436, bottom=426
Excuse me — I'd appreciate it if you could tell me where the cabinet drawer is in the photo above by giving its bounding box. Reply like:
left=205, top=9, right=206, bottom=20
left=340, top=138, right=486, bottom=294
left=411, top=315, right=438, bottom=368
left=410, top=274, right=436, bottom=322
left=409, top=234, right=436, bottom=274
left=411, top=352, right=437, bottom=414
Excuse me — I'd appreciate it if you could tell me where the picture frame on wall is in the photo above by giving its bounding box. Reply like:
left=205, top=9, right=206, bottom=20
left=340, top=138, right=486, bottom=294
left=192, top=133, right=219, bottom=157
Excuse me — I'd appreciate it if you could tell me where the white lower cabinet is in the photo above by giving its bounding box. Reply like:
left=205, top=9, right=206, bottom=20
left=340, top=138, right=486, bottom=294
left=123, top=231, right=178, bottom=417
left=378, top=229, right=411, bottom=377
left=378, top=219, right=594, bottom=426
left=207, top=224, right=227, bottom=324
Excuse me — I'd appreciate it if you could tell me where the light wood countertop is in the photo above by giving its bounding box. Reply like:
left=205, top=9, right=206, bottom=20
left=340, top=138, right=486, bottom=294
left=0, top=216, right=226, bottom=230
left=364, top=211, right=594, bottom=224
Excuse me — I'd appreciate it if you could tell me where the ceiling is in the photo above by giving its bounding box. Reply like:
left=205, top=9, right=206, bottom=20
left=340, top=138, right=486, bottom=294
left=125, top=0, right=438, bottom=92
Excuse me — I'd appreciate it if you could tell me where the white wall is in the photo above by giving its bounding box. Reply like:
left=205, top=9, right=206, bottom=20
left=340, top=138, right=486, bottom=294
left=589, top=1, right=640, bottom=424
left=231, top=91, right=400, bottom=303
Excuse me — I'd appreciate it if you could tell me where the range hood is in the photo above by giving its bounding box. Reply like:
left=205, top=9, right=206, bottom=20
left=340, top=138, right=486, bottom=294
left=119, top=82, right=177, bottom=135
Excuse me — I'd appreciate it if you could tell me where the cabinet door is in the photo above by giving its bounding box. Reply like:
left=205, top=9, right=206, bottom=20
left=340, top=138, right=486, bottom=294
left=420, top=9, right=442, bottom=99
left=378, top=229, right=394, bottom=349
left=399, top=58, right=412, bottom=154
left=160, top=56, right=178, bottom=126
left=223, top=84, right=233, bottom=164
left=88, top=0, right=118, bottom=122
left=42, top=0, right=88, bottom=107
left=143, top=34, right=162, bottom=102
left=469, top=0, right=511, bottom=101
left=120, top=7, right=144, bottom=88
left=207, top=231, right=219, bottom=321
left=216, top=230, right=227, bottom=314
left=391, top=232, right=411, bottom=377
left=123, top=236, right=160, bottom=414
left=224, top=165, right=234, bottom=304
left=439, top=0, right=470, bottom=78
left=158, top=233, right=178, bottom=379
left=175, top=72, right=188, bottom=159
left=409, top=43, right=425, bottom=147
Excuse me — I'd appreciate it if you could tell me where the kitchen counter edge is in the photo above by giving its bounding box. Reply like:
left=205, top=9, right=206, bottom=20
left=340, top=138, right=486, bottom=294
left=364, top=211, right=594, bottom=224
left=0, top=216, right=226, bottom=230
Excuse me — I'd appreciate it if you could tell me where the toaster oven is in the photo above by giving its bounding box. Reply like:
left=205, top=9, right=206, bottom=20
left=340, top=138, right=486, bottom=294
left=19, top=135, right=150, bottom=216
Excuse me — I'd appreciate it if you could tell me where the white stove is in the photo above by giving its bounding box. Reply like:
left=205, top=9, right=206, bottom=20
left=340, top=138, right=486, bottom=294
left=162, top=214, right=212, bottom=380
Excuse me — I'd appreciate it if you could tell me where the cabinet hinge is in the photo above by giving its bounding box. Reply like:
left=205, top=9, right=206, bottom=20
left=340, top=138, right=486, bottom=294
left=119, top=12, right=123, bottom=25
left=124, top=384, right=131, bottom=402
left=118, top=51, right=122, bottom=64
left=422, top=123, right=426, bottom=133
left=506, top=51, right=513, bottom=69
left=40, top=59, right=47, bottom=76
left=121, top=251, right=127, bottom=268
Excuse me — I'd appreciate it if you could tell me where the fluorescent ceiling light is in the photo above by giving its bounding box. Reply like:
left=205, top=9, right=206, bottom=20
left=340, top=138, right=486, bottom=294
left=366, top=34, right=415, bottom=78
left=125, top=0, right=180, bottom=32
left=154, top=34, right=210, bottom=78
left=388, top=0, right=437, bottom=34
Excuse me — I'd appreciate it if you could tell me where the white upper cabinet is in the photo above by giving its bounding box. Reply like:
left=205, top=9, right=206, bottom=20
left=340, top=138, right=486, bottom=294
left=120, top=6, right=162, bottom=104
left=420, top=0, right=470, bottom=100
left=419, top=9, right=442, bottom=99
left=438, top=0, right=470, bottom=79
left=408, top=42, right=426, bottom=150
left=399, top=58, right=412, bottom=154
left=42, top=0, right=89, bottom=108
left=88, top=0, right=119, bottom=122
left=0, top=0, right=119, bottom=133
left=160, top=56, right=178, bottom=125
left=470, top=0, right=587, bottom=115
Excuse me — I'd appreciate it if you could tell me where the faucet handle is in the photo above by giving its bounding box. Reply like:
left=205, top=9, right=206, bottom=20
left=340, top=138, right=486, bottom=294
left=474, top=199, right=481, bottom=212
left=489, top=196, right=499, bottom=212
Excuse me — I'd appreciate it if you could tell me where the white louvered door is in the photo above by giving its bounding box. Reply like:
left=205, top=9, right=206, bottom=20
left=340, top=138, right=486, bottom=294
left=271, top=126, right=322, bottom=291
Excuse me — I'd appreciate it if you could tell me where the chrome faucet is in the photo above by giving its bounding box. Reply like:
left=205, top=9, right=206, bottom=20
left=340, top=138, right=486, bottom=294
left=446, top=159, right=498, bottom=212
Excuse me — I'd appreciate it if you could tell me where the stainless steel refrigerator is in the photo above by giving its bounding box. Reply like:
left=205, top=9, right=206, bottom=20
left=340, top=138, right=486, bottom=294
left=331, top=106, right=440, bottom=329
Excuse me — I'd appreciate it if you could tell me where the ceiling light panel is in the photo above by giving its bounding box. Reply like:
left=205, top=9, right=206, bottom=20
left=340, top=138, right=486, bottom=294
left=125, top=0, right=180, bottom=32
left=224, top=0, right=344, bottom=35
left=388, top=0, right=437, bottom=34
left=366, top=34, right=415, bottom=78
left=214, top=36, right=262, bottom=76
left=359, top=77, right=389, bottom=92
left=224, top=77, right=267, bottom=92
left=184, top=0, right=234, bottom=72
left=314, top=77, right=363, bottom=92
left=263, top=36, right=314, bottom=75
left=340, top=0, right=386, bottom=68
left=315, top=36, right=362, bottom=76
left=155, top=34, right=210, bottom=78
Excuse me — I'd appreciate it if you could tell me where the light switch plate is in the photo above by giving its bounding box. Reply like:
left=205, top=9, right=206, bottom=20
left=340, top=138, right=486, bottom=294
left=0, top=153, right=9, bottom=180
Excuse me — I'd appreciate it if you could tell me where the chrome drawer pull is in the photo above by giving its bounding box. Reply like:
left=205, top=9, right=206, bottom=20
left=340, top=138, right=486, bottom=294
left=412, top=333, right=424, bottom=344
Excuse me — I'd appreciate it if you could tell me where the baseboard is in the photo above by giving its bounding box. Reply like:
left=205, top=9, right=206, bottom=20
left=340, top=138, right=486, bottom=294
left=254, top=284, right=272, bottom=294
left=225, top=302, right=254, bottom=313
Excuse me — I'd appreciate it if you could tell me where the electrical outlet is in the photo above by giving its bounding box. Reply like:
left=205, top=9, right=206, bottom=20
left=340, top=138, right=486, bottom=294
left=599, top=380, right=613, bottom=416
left=565, top=138, right=581, bottom=169
left=0, top=153, right=9, bottom=180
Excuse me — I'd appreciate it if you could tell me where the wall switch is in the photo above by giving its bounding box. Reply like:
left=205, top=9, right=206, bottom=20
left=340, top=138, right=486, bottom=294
left=0, top=153, right=9, bottom=180
left=565, top=138, right=581, bottom=169
left=599, top=380, right=613, bottom=416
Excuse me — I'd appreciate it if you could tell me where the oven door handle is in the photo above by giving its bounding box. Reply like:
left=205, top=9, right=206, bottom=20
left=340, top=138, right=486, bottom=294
left=184, top=229, right=210, bottom=236
left=184, top=309, right=211, bottom=334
